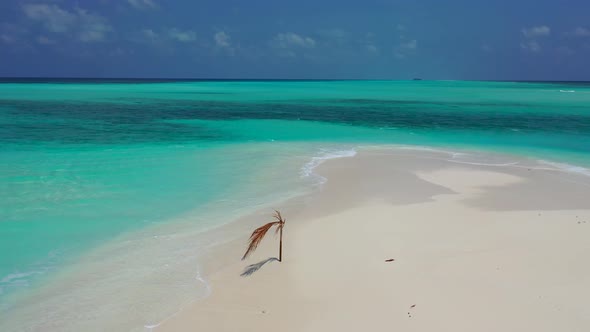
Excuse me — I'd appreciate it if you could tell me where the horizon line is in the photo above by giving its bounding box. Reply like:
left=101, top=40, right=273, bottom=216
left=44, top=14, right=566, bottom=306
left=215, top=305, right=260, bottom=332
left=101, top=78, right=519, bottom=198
left=1, top=77, right=589, bottom=83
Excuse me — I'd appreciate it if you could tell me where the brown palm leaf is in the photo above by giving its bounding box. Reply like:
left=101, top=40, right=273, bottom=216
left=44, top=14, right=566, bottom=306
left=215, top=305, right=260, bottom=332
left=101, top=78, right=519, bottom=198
left=273, top=210, right=285, bottom=235
left=242, top=210, right=285, bottom=261
left=242, top=221, right=280, bottom=260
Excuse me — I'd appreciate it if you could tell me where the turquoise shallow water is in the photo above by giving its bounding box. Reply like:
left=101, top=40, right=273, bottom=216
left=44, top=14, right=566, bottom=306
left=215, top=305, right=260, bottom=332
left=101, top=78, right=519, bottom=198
left=1, top=80, right=590, bottom=328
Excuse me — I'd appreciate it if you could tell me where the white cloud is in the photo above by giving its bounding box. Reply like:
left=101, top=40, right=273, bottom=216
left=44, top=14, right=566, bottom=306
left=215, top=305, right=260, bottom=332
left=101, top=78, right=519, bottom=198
left=214, top=31, right=231, bottom=48
left=361, top=32, right=379, bottom=55
left=138, top=28, right=197, bottom=47
left=392, top=25, right=417, bottom=58
left=78, top=27, right=110, bottom=42
left=401, top=39, right=417, bottom=49
left=366, top=44, right=379, bottom=54
left=317, top=28, right=347, bottom=45
left=0, top=23, right=28, bottom=45
left=1, top=34, right=16, bottom=43
left=212, top=31, right=235, bottom=55
left=272, top=32, right=316, bottom=49
left=22, top=4, right=112, bottom=42
left=168, top=28, right=197, bottom=42
left=142, top=28, right=158, bottom=40
left=481, top=43, right=493, bottom=52
left=520, top=40, right=541, bottom=52
left=109, top=47, right=128, bottom=57
left=573, top=27, right=590, bottom=37
left=37, top=35, right=55, bottom=45
left=128, top=0, right=158, bottom=10
left=520, top=26, right=550, bottom=53
left=77, top=10, right=112, bottom=42
left=22, top=4, right=76, bottom=33
left=396, top=24, right=408, bottom=39
left=521, top=25, right=550, bottom=38
left=394, top=39, right=417, bottom=58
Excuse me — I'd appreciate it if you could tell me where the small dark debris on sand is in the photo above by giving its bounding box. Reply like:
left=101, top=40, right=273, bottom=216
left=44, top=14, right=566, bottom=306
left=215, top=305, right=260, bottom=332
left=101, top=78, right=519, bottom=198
left=385, top=259, right=395, bottom=262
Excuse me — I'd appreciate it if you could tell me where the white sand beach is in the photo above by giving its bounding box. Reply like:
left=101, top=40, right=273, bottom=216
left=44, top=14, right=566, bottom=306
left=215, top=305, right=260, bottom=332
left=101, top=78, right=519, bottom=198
left=156, top=149, right=590, bottom=331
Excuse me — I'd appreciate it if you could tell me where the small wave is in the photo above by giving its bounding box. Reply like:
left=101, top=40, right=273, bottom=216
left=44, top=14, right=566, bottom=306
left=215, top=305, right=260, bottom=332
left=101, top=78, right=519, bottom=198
left=388, top=146, right=522, bottom=168
left=194, top=269, right=211, bottom=297
left=0, top=270, right=45, bottom=286
left=2, top=272, right=34, bottom=284
left=393, top=145, right=466, bottom=156
left=447, top=159, right=520, bottom=167
left=396, top=146, right=447, bottom=153
left=0, top=270, right=46, bottom=305
left=356, top=145, right=590, bottom=179
left=300, top=149, right=357, bottom=183
left=536, top=160, right=590, bottom=177
left=559, top=90, right=576, bottom=93
left=143, top=267, right=211, bottom=331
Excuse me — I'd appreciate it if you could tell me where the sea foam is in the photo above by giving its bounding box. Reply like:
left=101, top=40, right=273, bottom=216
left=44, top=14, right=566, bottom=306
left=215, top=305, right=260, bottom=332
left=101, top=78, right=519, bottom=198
left=300, top=149, right=357, bottom=184
left=536, top=160, right=590, bottom=177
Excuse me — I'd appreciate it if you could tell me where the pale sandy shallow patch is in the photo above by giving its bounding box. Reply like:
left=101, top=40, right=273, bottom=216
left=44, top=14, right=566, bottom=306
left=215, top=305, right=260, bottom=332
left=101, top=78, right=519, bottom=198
left=156, top=149, right=590, bottom=332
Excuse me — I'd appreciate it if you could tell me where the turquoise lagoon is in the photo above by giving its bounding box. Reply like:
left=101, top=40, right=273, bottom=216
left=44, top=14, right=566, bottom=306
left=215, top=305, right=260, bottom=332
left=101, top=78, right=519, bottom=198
left=0, top=80, right=589, bottom=328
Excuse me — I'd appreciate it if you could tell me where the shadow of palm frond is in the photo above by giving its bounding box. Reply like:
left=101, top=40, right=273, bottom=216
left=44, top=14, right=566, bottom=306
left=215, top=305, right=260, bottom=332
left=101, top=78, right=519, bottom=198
left=240, top=257, right=279, bottom=277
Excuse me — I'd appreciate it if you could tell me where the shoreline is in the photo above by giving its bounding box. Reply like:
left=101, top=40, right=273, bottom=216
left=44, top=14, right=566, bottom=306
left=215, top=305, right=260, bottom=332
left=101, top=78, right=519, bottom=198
left=2, top=146, right=590, bottom=331
left=157, top=148, right=590, bottom=332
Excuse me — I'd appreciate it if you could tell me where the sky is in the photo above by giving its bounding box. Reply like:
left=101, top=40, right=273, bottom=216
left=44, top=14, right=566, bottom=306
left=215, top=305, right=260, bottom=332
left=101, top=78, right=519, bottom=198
left=1, top=0, right=589, bottom=80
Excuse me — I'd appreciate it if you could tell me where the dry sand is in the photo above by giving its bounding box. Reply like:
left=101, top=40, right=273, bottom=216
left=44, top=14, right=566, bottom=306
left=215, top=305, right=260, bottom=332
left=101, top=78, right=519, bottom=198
left=157, top=149, right=590, bottom=332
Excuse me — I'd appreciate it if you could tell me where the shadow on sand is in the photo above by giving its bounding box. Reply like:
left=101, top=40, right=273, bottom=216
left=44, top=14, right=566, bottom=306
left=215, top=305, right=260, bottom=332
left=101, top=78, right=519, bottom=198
left=241, top=257, right=279, bottom=277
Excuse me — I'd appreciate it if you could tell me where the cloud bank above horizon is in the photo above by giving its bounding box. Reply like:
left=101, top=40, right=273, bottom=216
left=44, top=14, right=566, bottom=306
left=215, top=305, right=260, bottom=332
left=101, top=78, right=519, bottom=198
left=1, top=0, right=590, bottom=80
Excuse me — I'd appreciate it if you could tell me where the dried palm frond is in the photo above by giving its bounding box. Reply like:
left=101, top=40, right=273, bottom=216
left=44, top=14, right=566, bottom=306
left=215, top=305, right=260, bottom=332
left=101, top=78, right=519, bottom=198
left=241, top=210, right=286, bottom=261
left=242, top=221, right=280, bottom=260
left=273, top=210, right=285, bottom=235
